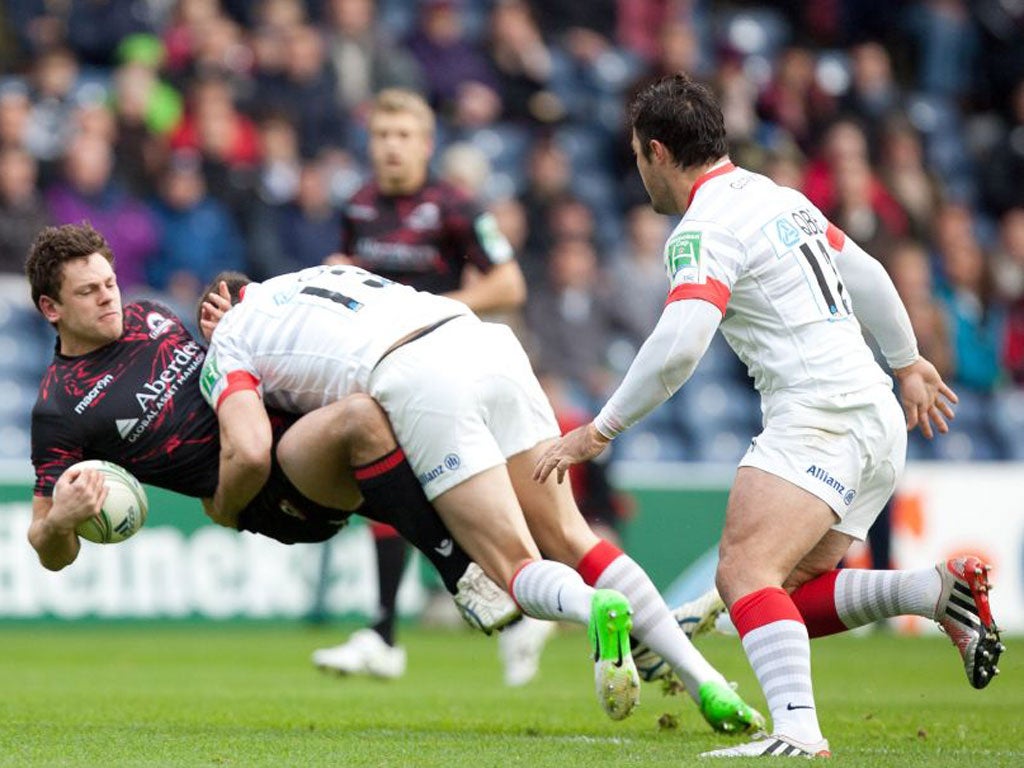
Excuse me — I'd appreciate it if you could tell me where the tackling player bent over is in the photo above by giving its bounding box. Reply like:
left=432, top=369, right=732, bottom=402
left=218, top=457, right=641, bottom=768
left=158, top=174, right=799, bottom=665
left=199, top=266, right=764, bottom=729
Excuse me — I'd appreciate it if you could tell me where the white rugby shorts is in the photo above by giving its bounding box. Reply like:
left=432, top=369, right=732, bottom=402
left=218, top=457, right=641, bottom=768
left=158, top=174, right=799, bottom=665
left=369, top=315, right=559, bottom=500
left=738, top=384, right=907, bottom=540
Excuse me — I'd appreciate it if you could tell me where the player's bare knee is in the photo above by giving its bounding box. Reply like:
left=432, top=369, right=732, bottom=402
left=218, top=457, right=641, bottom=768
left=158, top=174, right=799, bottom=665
left=339, top=394, right=396, bottom=454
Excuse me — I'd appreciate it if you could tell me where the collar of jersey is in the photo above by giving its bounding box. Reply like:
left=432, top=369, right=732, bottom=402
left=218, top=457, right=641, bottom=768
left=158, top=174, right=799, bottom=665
left=687, top=159, right=736, bottom=208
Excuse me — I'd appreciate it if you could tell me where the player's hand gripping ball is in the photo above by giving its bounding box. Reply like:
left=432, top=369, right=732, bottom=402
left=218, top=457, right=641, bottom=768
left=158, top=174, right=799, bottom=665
left=70, top=460, right=149, bottom=544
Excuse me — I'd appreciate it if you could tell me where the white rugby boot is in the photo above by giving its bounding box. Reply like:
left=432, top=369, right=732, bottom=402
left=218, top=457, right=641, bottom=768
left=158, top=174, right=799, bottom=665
left=701, top=733, right=831, bottom=758
left=498, top=616, right=556, bottom=687
left=312, top=628, right=407, bottom=679
left=453, top=562, right=522, bottom=634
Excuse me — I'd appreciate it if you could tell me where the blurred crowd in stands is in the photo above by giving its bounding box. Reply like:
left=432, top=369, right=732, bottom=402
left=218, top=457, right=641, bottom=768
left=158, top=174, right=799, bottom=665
left=2, top=0, right=1024, bottom=465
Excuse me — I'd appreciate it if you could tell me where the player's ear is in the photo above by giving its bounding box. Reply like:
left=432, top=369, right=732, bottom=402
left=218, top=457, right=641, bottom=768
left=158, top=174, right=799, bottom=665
left=650, top=139, right=669, bottom=164
left=38, top=295, right=61, bottom=324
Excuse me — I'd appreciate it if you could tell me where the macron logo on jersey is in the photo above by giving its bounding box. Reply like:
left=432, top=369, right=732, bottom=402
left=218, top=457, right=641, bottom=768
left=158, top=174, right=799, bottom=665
left=73, top=374, right=114, bottom=414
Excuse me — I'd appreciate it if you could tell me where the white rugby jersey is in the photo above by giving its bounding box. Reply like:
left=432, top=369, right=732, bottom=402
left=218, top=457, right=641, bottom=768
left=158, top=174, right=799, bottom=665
left=199, top=265, right=471, bottom=412
left=668, top=161, right=891, bottom=399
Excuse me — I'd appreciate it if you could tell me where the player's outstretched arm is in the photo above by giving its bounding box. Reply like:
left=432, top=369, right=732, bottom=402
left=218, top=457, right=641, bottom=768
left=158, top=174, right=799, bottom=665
left=892, top=357, right=958, bottom=439
left=210, top=390, right=274, bottom=527
left=27, top=468, right=108, bottom=570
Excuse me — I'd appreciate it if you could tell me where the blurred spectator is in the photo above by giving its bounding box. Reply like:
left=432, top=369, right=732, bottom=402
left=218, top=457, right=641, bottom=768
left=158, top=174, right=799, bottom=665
left=45, top=132, right=158, bottom=293
left=838, top=41, right=903, bottom=147
left=525, top=235, right=626, bottom=404
left=324, top=0, right=424, bottom=115
left=171, top=74, right=259, bottom=166
left=166, top=3, right=254, bottom=94
left=905, top=0, right=978, bottom=101
left=255, top=24, right=347, bottom=156
left=113, top=34, right=184, bottom=137
left=254, top=111, right=301, bottom=205
left=803, top=118, right=901, bottom=219
left=993, top=208, right=1024, bottom=302
left=826, top=155, right=907, bottom=256
left=248, top=159, right=337, bottom=280
left=170, top=74, right=260, bottom=217
left=485, top=0, right=562, bottom=125
left=878, top=115, right=944, bottom=240
left=992, top=208, right=1024, bottom=384
left=163, top=0, right=223, bottom=76
left=981, top=77, right=1024, bottom=216
left=756, top=45, right=836, bottom=153
left=0, top=147, right=50, bottom=273
left=404, top=0, right=499, bottom=120
left=111, top=34, right=185, bottom=196
left=519, top=136, right=572, bottom=279
left=147, top=150, right=245, bottom=307
left=25, top=47, right=81, bottom=165
left=0, top=80, right=31, bottom=150
left=934, top=214, right=1006, bottom=393
left=605, top=204, right=670, bottom=344
left=886, top=238, right=954, bottom=380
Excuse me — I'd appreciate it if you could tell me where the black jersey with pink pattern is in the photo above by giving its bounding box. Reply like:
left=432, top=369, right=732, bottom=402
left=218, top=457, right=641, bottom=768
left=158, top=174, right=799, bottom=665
left=31, top=301, right=219, bottom=498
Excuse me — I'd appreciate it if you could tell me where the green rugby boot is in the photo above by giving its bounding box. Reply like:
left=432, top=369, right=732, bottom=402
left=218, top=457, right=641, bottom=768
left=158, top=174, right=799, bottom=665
left=698, top=680, right=767, bottom=734
left=588, top=589, right=640, bottom=721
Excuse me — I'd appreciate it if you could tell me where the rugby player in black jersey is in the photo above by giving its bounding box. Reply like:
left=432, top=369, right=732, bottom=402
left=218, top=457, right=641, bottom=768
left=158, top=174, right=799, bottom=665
left=23, top=222, right=516, bottom=633
left=321, top=88, right=527, bottom=675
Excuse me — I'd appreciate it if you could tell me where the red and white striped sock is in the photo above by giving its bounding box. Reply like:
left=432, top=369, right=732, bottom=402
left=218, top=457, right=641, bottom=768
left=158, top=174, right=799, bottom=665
left=578, top=540, right=725, bottom=702
left=733, top=587, right=823, bottom=744
left=510, top=560, right=593, bottom=624
left=791, top=567, right=941, bottom=637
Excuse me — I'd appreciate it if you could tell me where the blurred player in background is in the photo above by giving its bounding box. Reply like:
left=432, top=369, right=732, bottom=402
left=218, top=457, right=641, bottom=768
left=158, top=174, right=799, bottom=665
left=198, top=264, right=764, bottom=731
left=536, top=75, right=1004, bottom=758
left=23, top=222, right=516, bottom=635
left=318, top=88, right=526, bottom=680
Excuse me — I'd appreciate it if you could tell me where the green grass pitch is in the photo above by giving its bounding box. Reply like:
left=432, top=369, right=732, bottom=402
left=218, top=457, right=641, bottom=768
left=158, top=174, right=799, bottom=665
left=0, top=622, right=1020, bottom=766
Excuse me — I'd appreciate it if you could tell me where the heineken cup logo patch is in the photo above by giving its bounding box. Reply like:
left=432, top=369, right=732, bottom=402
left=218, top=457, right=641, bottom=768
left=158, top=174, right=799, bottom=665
left=667, top=231, right=702, bottom=279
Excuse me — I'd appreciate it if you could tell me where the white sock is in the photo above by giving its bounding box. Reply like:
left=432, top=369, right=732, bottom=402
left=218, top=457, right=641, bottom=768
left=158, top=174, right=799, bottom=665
left=595, top=554, right=726, bottom=703
left=834, top=567, right=941, bottom=627
left=511, top=560, right=593, bottom=624
left=743, top=619, right=823, bottom=744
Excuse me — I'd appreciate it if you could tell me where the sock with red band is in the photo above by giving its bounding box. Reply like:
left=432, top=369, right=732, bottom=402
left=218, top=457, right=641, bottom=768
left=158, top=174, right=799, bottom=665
left=511, top=560, right=594, bottom=623
left=354, top=448, right=469, bottom=594
left=792, top=567, right=941, bottom=636
left=733, top=587, right=823, bottom=744
left=579, top=540, right=726, bottom=702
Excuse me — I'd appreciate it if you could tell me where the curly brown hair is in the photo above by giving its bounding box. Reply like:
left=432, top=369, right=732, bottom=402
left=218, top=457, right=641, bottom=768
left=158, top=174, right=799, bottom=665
left=25, top=222, right=114, bottom=312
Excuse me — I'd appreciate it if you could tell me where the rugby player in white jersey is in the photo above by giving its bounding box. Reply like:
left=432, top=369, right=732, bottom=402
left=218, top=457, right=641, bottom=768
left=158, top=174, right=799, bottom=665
left=535, top=74, right=1004, bottom=758
left=197, top=266, right=764, bottom=730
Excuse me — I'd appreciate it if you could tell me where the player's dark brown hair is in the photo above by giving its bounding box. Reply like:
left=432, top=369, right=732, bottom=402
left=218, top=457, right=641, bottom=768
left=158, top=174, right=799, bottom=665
left=25, top=222, right=114, bottom=312
left=196, top=270, right=252, bottom=331
left=630, top=74, right=728, bottom=169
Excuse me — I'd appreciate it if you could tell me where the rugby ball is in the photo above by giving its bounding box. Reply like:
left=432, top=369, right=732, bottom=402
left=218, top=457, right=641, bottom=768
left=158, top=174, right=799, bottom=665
left=70, top=460, right=149, bottom=544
